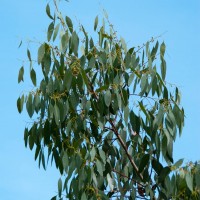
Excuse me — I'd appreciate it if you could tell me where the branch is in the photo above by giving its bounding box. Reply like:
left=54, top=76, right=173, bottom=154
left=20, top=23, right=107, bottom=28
left=112, top=168, right=144, bottom=187
left=109, top=119, right=143, bottom=181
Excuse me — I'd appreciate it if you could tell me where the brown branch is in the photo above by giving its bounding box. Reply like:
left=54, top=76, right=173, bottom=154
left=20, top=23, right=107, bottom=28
left=109, top=119, right=143, bottom=181
left=112, top=168, right=144, bottom=187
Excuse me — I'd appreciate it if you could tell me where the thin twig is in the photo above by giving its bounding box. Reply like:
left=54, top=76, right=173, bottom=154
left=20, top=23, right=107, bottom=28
left=112, top=168, right=144, bottom=187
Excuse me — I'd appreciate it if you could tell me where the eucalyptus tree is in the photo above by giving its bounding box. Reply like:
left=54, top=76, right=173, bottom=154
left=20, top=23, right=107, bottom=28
left=17, top=1, right=200, bottom=199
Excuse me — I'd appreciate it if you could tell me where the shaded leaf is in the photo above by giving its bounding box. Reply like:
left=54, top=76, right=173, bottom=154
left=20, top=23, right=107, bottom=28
left=58, top=178, right=62, bottom=197
left=139, top=154, right=150, bottom=173
left=27, top=49, right=31, bottom=61
left=158, top=166, right=171, bottom=183
left=104, top=90, right=111, bottom=107
left=46, top=4, right=54, bottom=20
left=66, top=16, right=73, bottom=33
left=54, top=104, right=60, bottom=125
left=18, top=66, right=24, bottom=83
left=30, top=68, right=36, bottom=86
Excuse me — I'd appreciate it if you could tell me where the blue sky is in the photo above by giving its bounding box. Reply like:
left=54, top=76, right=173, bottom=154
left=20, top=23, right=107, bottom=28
left=0, top=0, right=199, bottom=199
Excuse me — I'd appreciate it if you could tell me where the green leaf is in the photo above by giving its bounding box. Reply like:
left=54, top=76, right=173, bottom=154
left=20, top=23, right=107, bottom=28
left=66, top=16, right=73, bottom=33
left=154, top=106, right=164, bottom=127
left=139, top=101, right=149, bottom=119
left=58, top=178, right=62, bottom=197
left=26, top=93, right=34, bottom=118
left=29, top=134, right=34, bottom=150
left=130, top=111, right=140, bottom=134
left=186, top=172, right=193, bottom=192
left=17, top=95, right=24, bottom=113
left=53, top=23, right=60, bottom=41
left=128, top=73, right=134, bottom=86
left=96, top=160, right=103, bottom=176
left=152, top=159, right=163, bottom=174
left=124, top=105, right=129, bottom=125
left=158, top=166, right=171, bottom=183
left=46, top=4, right=54, bottom=20
left=71, top=31, right=79, bottom=56
left=174, top=158, right=184, bottom=169
left=18, top=66, right=24, bottom=83
left=54, top=104, right=60, bottom=125
left=38, top=44, right=45, bottom=64
left=161, top=58, right=166, bottom=80
left=104, top=90, right=111, bottom=107
left=47, top=22, right=54, bottom=41
left=50, top=196, right=57, bottom=200
left=139, top=154, right=150, bottom=173
left=80, top=68, right=89, bottom=88
left=94, top=15, right=98, bottom=31
left=81, top=192, right=87, bottom=200
left=90, top=146, right=96, bottom=161
left=61, top=32, right=69, bottom=52
left=160, top=42, right=166, bottom=58
left=64, top=69, right=72, bottom=91
left=30, top=68, right=36, bottom=86
left=99, top=149, right=106, bottom=164
left=27, top=49, right=31, bottom=61
left=96, top=85, right=109, bottom=92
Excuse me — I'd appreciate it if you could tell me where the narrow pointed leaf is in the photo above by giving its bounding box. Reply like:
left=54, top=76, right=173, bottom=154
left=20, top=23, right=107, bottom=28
left=66, top=16, right=73, bottom=33
left=94, top=15, right=98, bottom=31
left=18, top=66, right=24, bottom=83
left=30, top=68, right=36, bottom=86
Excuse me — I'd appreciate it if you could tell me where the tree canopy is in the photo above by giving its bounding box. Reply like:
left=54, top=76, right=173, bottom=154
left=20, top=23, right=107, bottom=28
left=17, top=1, right=200, bottom=199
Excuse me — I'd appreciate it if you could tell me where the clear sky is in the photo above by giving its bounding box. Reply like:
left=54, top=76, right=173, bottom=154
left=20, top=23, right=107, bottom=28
left=0, top=0, right=200, bottom=199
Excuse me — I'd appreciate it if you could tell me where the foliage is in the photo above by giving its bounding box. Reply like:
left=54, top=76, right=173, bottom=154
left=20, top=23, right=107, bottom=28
left=17, top=1, right=200, bottom=199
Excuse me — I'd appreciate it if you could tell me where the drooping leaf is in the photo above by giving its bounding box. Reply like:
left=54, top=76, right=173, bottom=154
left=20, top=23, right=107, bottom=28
left=96, top=159, right=103, bottom=176
left=30, top=68, right=36, bottom=86
left=17, top=95, right=24, bottom=113
left=26, top=93, right=34, bottom=118
left=61, top=32, right=69, bottom=52
left=46, top=4, right=54, bottom=20
left=53, top=23, right=60, bottom=41
left=58, top=178, right=62, bottom=197
left=94, top=15, right=98, bottom=31
left=158, top=166, right=171, bottom=183
left=104, top=90, right=111, bottom=107
left=47, top=22, right=54, bottom=41
left=54, top=104, right=60, bottom=125
left=38, top=43, right=45, bottom=64
left=66, top=16, right=73, bottom=33
left=186, top=172, right=193, bottom=192
left=90, top=146, right=96, bottom=161
left=27, top=49, right=31, bottom=61
left=18, top=66, right=24, bottom=83
left=139, top=154, right=150, bottom=173
left=160, top=42, right=166, bottom=58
